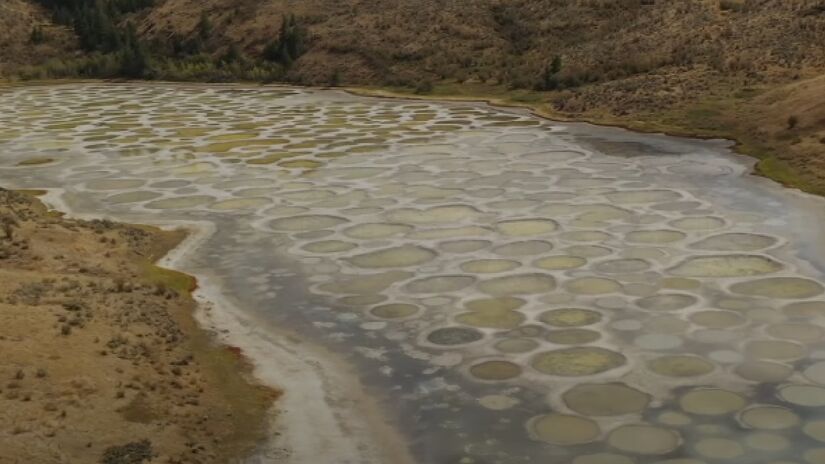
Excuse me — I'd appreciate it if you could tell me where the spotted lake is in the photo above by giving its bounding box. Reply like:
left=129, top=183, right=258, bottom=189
left=4, top=83, right=825, bottom=464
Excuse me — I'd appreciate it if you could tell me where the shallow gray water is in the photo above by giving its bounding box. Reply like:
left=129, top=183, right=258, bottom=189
left=4, top=83, right=825, bottom=463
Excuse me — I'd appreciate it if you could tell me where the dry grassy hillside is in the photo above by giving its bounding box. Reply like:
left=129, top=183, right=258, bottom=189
left=137, top=0, right=825, bottom=191
left=0, top=0, right=75, bottom=75
left=137, top=0, right=825, bottom=88
left=2, top=0, right=825, bottom=191
left=0, top=190, right=273, bottom=464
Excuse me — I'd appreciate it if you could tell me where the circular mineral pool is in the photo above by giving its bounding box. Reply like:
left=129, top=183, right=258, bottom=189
left=533, top=255, right=587, bottom=270
left=302, top=240, right=358, bottom=253
left=779, top=384, right=825, bottom=407
left=439, top=239, right=491, bottom=253
left=469, top=360, right=522, bottom=381
left=460, top=259, right=521, bottom=273
left=347, top=245, right=437, bottom=268
left=531, top=347, right=626, bottom=376
left=455, top=307, right=525, bottom=329
left=736, top=361, right=793, bottom=383
left=694, top=438, right=744, bottom=459
left=495, top=338, right=539, bottom=354
left=404, top=275, right=476, bottom=293
left=343, top=223, right=412, bottom=239
left=744, top=432, right=789, bottom=451
left=668, top=254, right=783, bottom=277
left=269, top=214, right=349, bottom=231
left=689, top=233, right=777, bottom=251
left=689, top=310, right=744, bottom=329
left=637, top=294, right=698, bottom=311
left=546, top=329, right=601, bottom=345
left=370, top=303, right=420, bottom=319
left=562, top=383, right=650, bottom=416
left=595, top=258, right=651, bottom=274
left=528, top=414, right=600, bottom=445
left=669, top=216, right=725, bottom=230
left=539, top=308, right=603, bottom=327
left=496, top=218, right=559, bottom=236
left=565, top=277, right=622, bottom=295
left=607, top=424, right=680, bottom=455
left=572, top=453, right=634, bottom=464
left=626, top=230, right=686, bottom=244
left=426, top=327, right=484, bottom=346
left=494, top=240, right=554, bottom=256
left=478, top=274, right=556, bottom=295
left=648, top=355, right=714, bottom=378
left=739, top=406, right=799, bottom=430
left=679, top=389, right=746, bottom=416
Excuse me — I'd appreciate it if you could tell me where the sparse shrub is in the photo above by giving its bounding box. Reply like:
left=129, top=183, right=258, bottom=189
left=414, top=79, right=434, bottom=94
left=29, top=26, right=46, bottom=44
left=328, top=69, right=341, bottom=86
left=0, top=214, right=18, bottom=240
left=154, top=282, right=166, bottom=296
left=62, top=302, right=83, bottom=312
left=220, top=44, right=243, bottom=64
left=719, top=0, right=746, bottom=12
left=788, top=115, right=799, bottom=130
left=101, top=439, right=154, bottom=464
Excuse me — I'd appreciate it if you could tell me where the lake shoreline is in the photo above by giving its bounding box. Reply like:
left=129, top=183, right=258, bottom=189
left=5, top=81, right=825, bottom=462
left=2, top=77, right=808, bottom=196
left=30, top=188, right=416, bottom=464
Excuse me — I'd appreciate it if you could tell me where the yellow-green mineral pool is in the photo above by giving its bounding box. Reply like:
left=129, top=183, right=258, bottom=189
left=4, top=83, right=825, bottom=463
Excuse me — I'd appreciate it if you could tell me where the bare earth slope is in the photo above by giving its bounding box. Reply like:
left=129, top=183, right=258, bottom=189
left=0, top=189, right=273, bottom=464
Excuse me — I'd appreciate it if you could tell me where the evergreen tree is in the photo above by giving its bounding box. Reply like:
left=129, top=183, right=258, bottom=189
left=263, top=14, right=307, bottom=66
left=197, top=11, right=212, bottom=41
left=29, top=26, right=46, bottom=44
left=119, top=23, right=149, bottom=77
left=550, top=55, right=563, bottom=75
left=537, top=55, right=563, bottom=91
left=221, top=44, right=242, bottom=64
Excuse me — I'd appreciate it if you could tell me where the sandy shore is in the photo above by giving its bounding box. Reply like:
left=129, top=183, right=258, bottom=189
left=1, top=187, right=413, bottom=464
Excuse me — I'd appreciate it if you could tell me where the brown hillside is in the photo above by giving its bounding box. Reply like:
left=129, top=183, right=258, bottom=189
left=0, top=0, right=75, bottom=75
left=0, top=190, right=273, bottom=464
left=2, top=0, right=825, bottom=191
left=139, top=0, right=825, bottom=191
left=135, top=0, right=825, bottom=89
